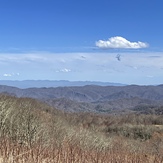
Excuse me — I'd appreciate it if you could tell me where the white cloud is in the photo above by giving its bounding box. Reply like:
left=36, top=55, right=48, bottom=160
left=56, top=68, right=71, bottom=73
left=96, top=36, right=149, bottom=49
left=3, top=73, right=12, bottom=77
left=3, top=72, right=20, bottom=77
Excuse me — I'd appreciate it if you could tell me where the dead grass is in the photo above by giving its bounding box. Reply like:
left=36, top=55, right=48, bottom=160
left=0, top=142, right=163, bottom=163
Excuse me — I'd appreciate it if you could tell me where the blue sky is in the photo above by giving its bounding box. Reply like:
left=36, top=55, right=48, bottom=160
left=0, top=0, right=163, bottom=85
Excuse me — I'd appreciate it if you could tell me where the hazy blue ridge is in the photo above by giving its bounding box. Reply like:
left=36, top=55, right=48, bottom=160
left=0, top=80, right=126, bottom=89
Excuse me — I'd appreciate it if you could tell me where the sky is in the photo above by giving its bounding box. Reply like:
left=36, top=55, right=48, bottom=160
left=0, top=0, right=163, bottom=85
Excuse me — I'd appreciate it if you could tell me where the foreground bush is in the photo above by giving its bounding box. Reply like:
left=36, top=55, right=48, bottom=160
left=0, top=94, right=163, bottom=162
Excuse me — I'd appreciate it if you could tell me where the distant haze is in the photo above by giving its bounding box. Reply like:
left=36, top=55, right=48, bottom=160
left=0, top=80, right=125, bottom=89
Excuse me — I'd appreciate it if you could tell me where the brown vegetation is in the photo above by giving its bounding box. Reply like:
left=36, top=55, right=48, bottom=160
left=0, top=94, right=163, bottom=162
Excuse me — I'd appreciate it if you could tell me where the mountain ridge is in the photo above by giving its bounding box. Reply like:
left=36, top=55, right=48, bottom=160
left=0, top=80, right=125, bottom=88
left=0, top=84, right=163, bottom=113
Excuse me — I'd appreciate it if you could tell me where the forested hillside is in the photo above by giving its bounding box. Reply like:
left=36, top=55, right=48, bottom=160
left=0, top=94, right=163, bottom=162
left=1, top=85, right=163, bottom=113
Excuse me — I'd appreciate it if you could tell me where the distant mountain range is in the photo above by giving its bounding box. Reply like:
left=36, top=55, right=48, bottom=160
left=0, top=80, right=125, bottom=88
left=0, top=84, right=163, bottom=113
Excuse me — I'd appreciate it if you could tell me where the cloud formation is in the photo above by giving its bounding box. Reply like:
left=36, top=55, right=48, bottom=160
left=0, top=52, right=163, bottom=85
left=96, top=36, right=149, bottom=49
left=3, top=74, right=12, bottom=77
left=56, top=68, right=71, bottom=73
left=3, top=73, right=20, bottom=77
